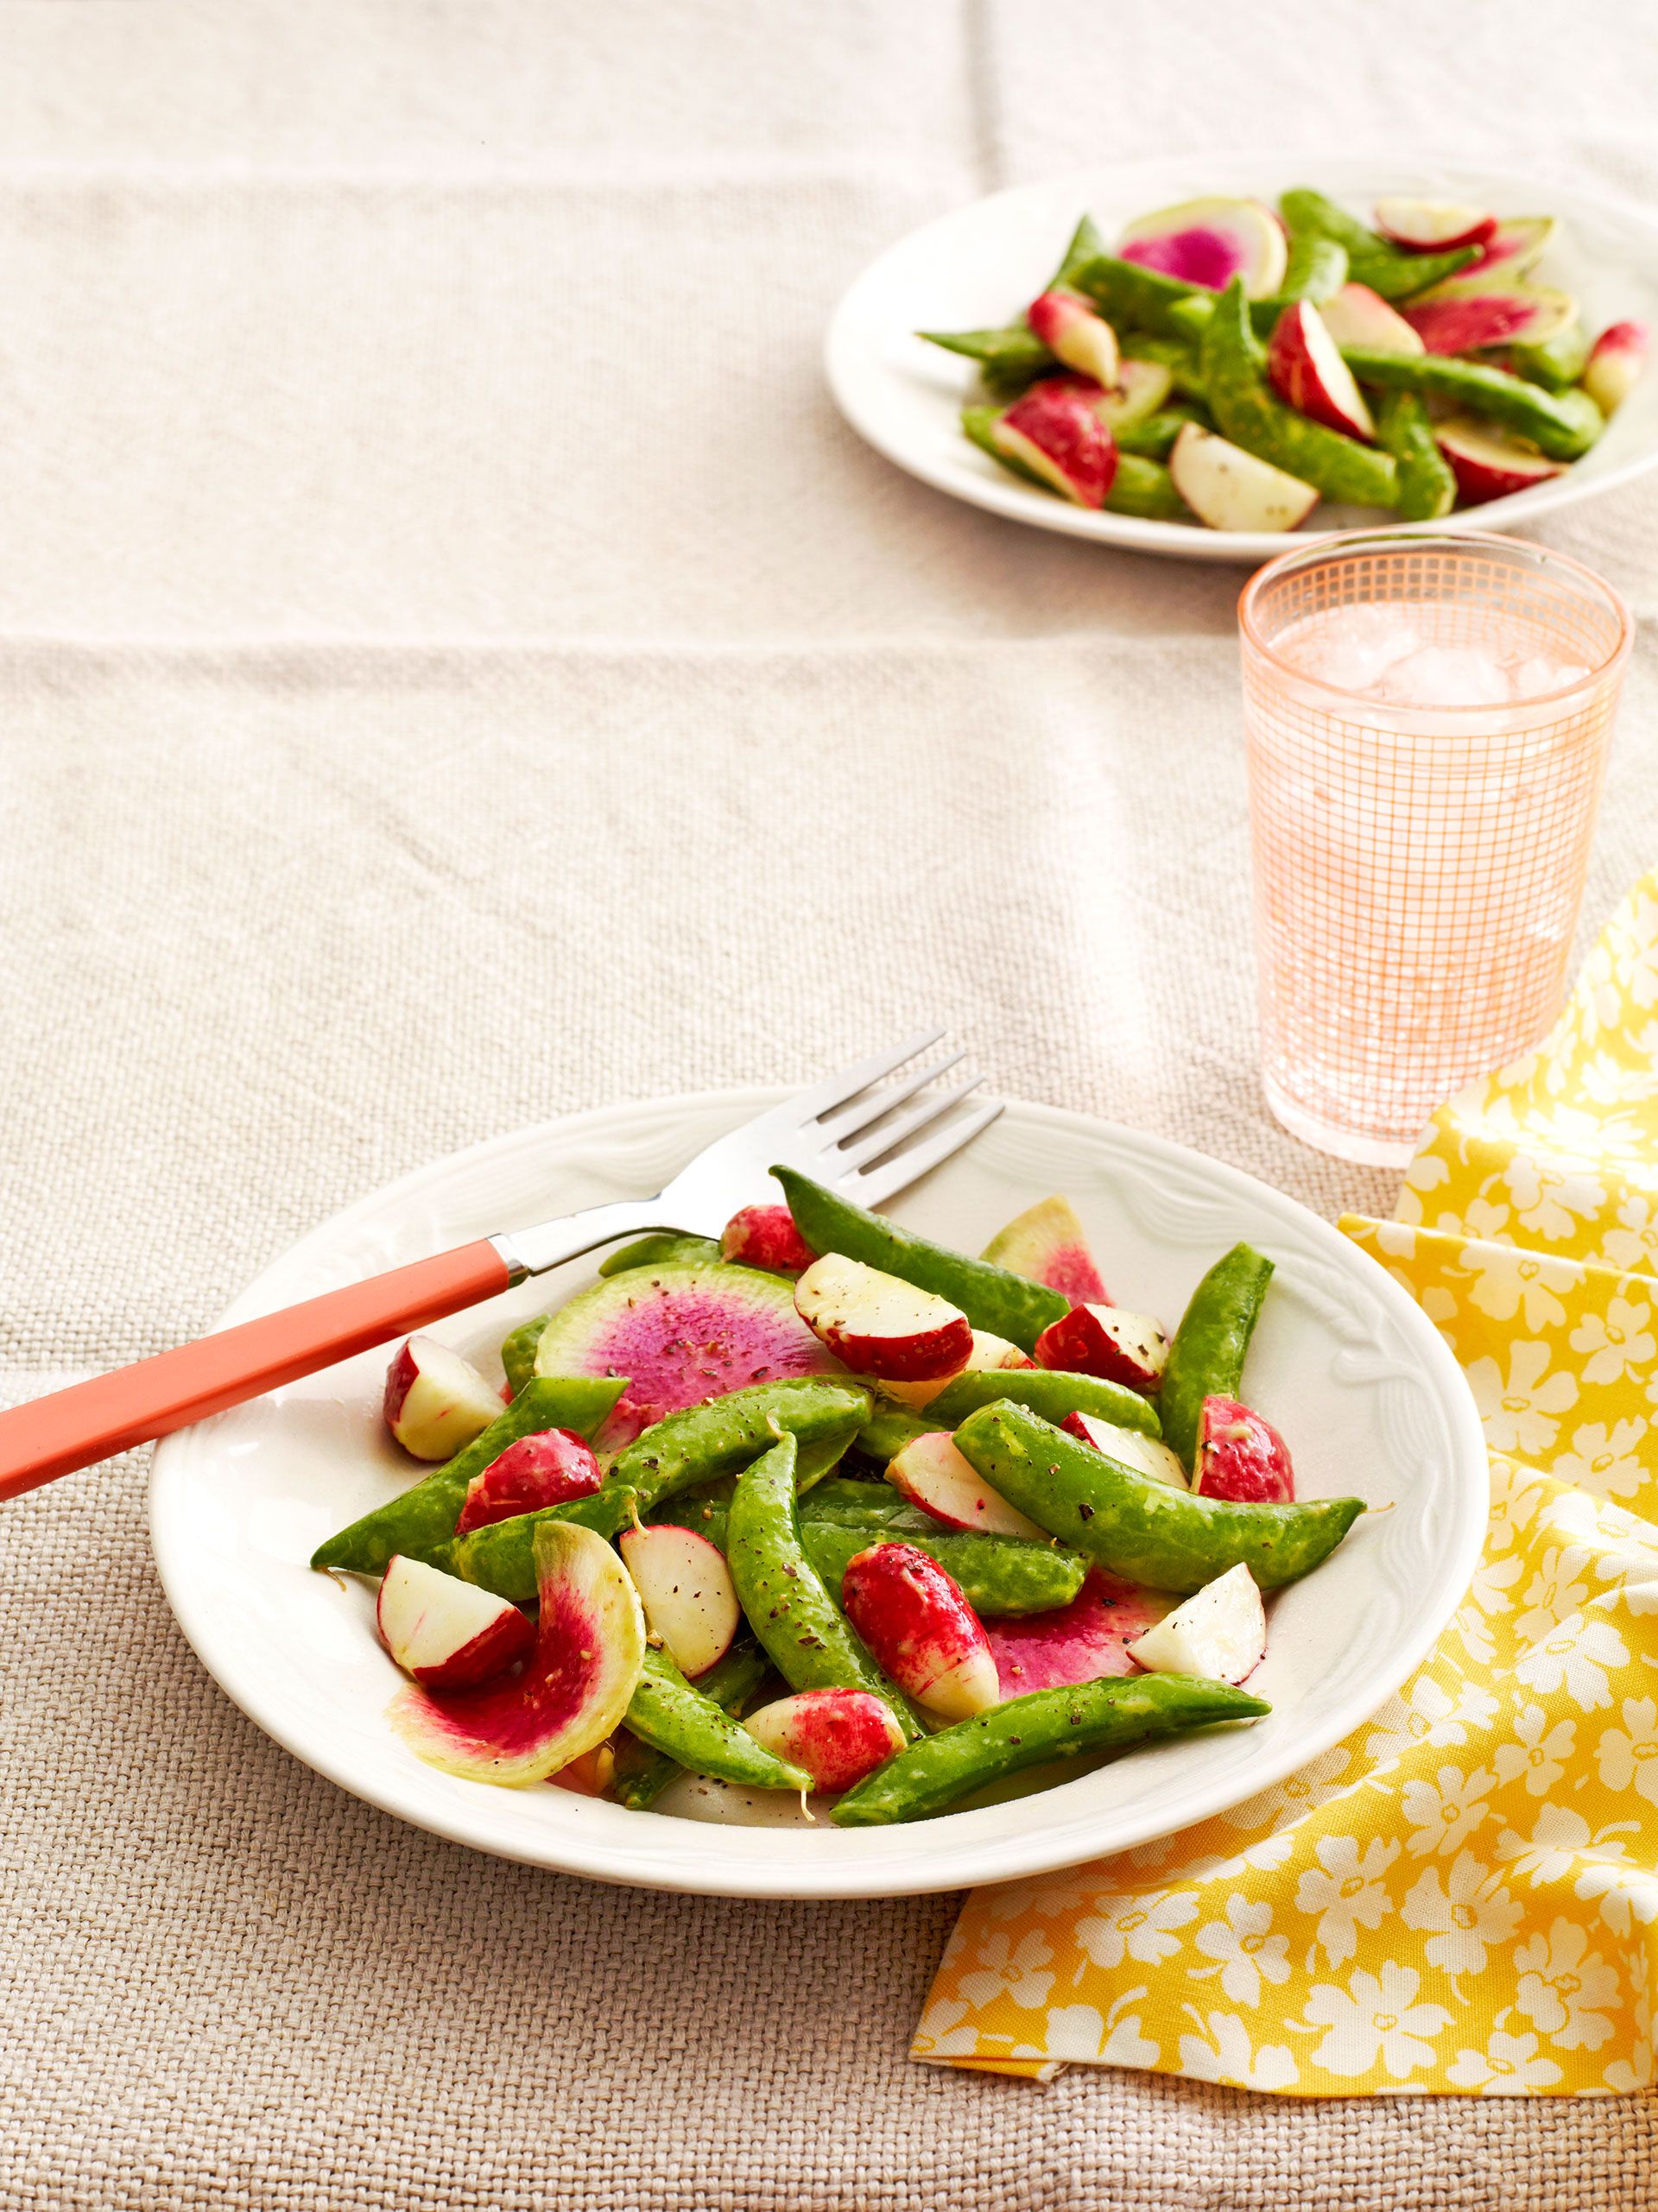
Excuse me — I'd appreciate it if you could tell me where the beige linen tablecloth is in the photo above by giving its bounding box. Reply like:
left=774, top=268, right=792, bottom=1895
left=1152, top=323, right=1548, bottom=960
left=2, top=5, right=1655, bottom=2205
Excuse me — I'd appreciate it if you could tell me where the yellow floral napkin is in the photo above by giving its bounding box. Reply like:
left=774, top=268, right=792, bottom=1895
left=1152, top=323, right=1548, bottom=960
left=914, top=870, right=1658, bottom=2095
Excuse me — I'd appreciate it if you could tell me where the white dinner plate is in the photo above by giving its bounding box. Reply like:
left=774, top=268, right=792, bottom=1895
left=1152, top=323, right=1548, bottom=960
left=149, top=1090, right=1487, bottom=1899
left=826, top=155, right=1658, bottom=562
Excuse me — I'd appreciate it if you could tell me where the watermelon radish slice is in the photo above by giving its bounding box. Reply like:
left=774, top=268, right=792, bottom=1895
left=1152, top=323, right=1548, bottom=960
left=1402, top=283, right=1576, bottom=356
left=1118, top=196, right=1288, bottom=299
left=533, top=1262, right=844, bottom=1455
left=980, top=1194, right=1107, bottom=1305
left=1373, top=197, right=1497, bottom=254
left=984, top=1568, right=1174, bottom=1697
left=1445, top=215, right=1554, bottom=287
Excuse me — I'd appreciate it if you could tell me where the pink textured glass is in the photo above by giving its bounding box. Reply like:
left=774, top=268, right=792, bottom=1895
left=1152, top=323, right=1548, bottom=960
left=1238, top=531, right=1631, bottom=1167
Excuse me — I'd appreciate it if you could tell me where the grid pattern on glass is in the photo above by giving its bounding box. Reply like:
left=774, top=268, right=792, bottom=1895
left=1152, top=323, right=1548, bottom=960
left=1238, top=536, right=1629, bottom=1159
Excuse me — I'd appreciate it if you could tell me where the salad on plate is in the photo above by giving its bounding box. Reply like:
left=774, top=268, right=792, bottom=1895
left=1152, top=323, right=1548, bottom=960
left=312, top=1172, right=1368, bottom=1828
left=924, top=184, right=1647, bottom=532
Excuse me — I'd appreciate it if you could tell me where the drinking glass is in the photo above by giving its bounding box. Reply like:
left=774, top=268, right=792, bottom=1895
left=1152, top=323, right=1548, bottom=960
left=1238, top=530, right=1631, bottom=1167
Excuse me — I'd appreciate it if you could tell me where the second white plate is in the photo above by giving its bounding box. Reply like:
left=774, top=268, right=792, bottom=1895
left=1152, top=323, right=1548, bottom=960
left=826, top=154, right=1658, bottom=562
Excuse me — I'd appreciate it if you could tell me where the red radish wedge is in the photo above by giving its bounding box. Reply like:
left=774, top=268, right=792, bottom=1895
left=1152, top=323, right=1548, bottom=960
left=1060, top=1410, right=1187, bottom=1489
left=1127, top=1563, right=1266, bottom=1685
left=455, top=1428, right=603, bottom=1533
left=719, top=1204, right=817, bottom=1275
left=1445, top=215, right=1554, bottom=285
left=617, top=1523, right=739, bottom=1678
left=1119, top=196, right=1287, bottom=297
left=1093, top=357, right=1174, bottom=433
left=880, top=1328, right=1034, bottom=1411
left=1435, top=414, right=1566, bottom=502
left=383, top=1336, right=504, bottom=1461
left=1403, top=283, right=1576, bottom=356
left=991, top=381, right=1117, bottom=508
left=1373, top=197, right=1497, bottom=253
left=743, top=1689, right=906, bottom=1793
left=981, top=1194, right=1107, bottom=1305
left=1318, top=282, right=1425, bottom=357
left=840, top=1543, right=999, bottom=1720
left=1585, top=321, right=1649, bottom=414
left=987, top=1569, right=1174, bottom=1697
left=389, top=1521, right=645, bottom=1785
left=1026, top=288, right=1121, bottom=387
left=888, top=1430, right=1047, bottom=1540
left=1267, top=301, right=1376, bottom=439
left=1168, top=423, right=1319, bottom=534
left=377, top=1555, right=535, bottom=1691
left=794, top=1253, right=972, bottom=1381
left=1034, top=1302, right=1168, bottom=1394
left=1193, top=1395, right=1295, bottom=1505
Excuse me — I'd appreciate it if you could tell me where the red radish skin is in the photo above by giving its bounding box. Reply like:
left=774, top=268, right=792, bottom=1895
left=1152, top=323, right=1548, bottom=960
left=1027, top=288, right=1121, bottom=388
left=841, top=1543, right=999, bottom=1720
left=880, top=1328, right=1034, bottom=1411
left=1434, top=415, right=1566, bottom=502
left=743, top=1690, right=907, bottom=1793
left=1035, top=1303, right=1168, bottom=1394
left=991, top=382, right=1118, bottom=508
left=376, top=1555, right=536, bottom=1691
left=888, top=1430, right=1047, bottom=1540
left=1193, top=1395, right=1295, bottom=1505
left=985, top=1569, right=1174, bottom=1697
left=794, top=1253, right=974, bottom=1381
left=1585, top=321, right=1649, bottom=414
left=1373, top=197, right=1497, bottom=253
left=383, top=1335, right=504, bottom=1461
left=1318, top=283, right=1425, bottom=357
left=1266, top=302, right=1376, bottom=440
left=455, top=1428, right=603, bottom=1533
left=389, top=1523, right=644, bottom=1785
left=719, top=1204, right=818, bottom=1276
left=981, top=1195, right=1107, bottom=1305
left=617, top=1523, right=739, bottom=1678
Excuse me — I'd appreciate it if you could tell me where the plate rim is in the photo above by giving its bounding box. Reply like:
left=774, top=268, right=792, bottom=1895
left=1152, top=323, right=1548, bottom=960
left=825, top=151, right=1658, bottom=564
left=149, top=1087, right=1490, bottom=1899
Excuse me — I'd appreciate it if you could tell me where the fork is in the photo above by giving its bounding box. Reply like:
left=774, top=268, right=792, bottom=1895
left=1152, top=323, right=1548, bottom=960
left=0, top=1031, right=1000, bottom=1501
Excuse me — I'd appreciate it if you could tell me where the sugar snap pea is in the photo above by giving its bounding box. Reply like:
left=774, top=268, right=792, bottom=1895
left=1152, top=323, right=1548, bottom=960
left=613, top=1643, right=770, bottom=1811
left=598, top=1233, right=722, bottom=1278
left=1280, top=231, right=1348, bottom=306
left=1159, top=1242, right=1275, bottom=1468
left=925, top=325, right=1054, bottom=395
left=1375, top=390, right=1456, bottom=521
left=1203, top=280, right=1399, bottom=508
left=623, top=1642, right=808, bottom=1794
left=773, top=1168, right=1067, bottom=1353
left=927, top=1366, right=1164, bottom=1438
left=1509, top=322, right=1590, bottom=393
left=1069, top=253, right=1204, bottom=338
left=1339, top=348, right=1604, bottom=460
left=1113, top=405, right=1208, bottom=460
left=605, top=1377, right=872, bottom=1515
left=1279, top=188, right=1477, bottom=300
left=311, top=1375, right=627, bottom=1577
left=499, top=1314, right=550, bottom=1399
left=725, top=1431, right=921, bottom=1737
left=1048, top=211, right=1109, bottom=291
left=952, top=1404, right=1363, bottom=1592
left=857, top=1402, right=933, bottom=1465
left=830, top=1673, right=1269, bottom=1825
left=1125, top=333, right=1208, bottom=399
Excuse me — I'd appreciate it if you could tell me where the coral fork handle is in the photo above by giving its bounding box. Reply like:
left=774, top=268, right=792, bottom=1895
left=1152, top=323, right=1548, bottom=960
left=0, top=1238, right=513, bottom=1502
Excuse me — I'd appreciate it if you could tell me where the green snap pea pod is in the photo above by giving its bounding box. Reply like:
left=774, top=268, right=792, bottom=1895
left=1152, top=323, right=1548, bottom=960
left=1203, top=279, right=1400, bottom=508
left=613, top=1643, right=770, bottom=1811
left=1048, top=211, right=1109, bottom=291
left=1126, top=333, right=1208, bottom=399
left=788, top=1476, right=933, bottom=1529
left=501, top=1314, right=550, bottom=1398
left=311, top=1375, right=627, bottom=1577
left=1280, top=231, right=1348, bottom=306
left=1375, top=390, right=1456, bottom=521
left=1509, top=322, right=1590, bottom=393
left=1069, top=253, right=1203, bottom=338
left=604, top=1378, right=872, bottom=1516
left=1279, top=188, right=1477, bottom=301
left=419, top=1488, right=636, bottom=1600
left=1158, top=1242, right=1275, bottom=1469
left=623, top=1642, right=808, bottom=1794
left=856, top=1402, right=933, bottom=1464
left=927, top=1366, right=1164, bottom=1438
left=1114, top=405, right=1207, bottom=460
left=953, top=1404, right=1364, bottom=1593
left=962, top=409, right=1185, bottom=519
left=831, top=1673, right=1269, bottom=1826
left=773, top=1168, right=1067, bottom=1353
left=725, top=1431, right=921, bottom=1738
left=598, top=1233, right=722, bottom=1278
left=924, top=325, right=1054, bottom=396
left=1341, top=348, right=1604, bottom=460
